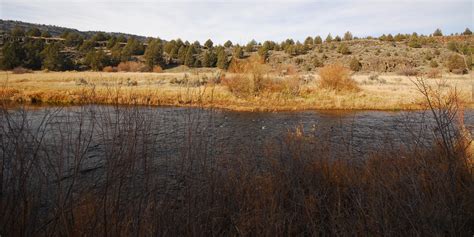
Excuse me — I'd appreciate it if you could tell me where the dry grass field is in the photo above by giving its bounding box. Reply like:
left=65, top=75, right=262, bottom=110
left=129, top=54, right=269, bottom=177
left=0, top=69, right=473, bottom=111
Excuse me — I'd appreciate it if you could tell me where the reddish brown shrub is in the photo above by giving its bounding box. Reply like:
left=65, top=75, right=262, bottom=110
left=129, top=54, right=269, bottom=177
left=318, top=64, right=359, bottom=92
left=117, top=61, right=148, bottom=72
left=152, top=65, right=163, bottom=73
left=102, top=66, right=116, bottom=72
left=426, top=68, right=442, bottom=78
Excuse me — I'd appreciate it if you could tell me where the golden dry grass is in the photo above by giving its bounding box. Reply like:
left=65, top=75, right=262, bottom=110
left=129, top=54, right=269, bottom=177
left=0, top=70, right=472, bottom=111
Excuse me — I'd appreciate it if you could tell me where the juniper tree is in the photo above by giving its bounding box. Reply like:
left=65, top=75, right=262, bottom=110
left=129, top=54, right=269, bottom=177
left=27, top=28, right=41, bottom=37
left=245, top=39, right=257, bottom=52
left=233, top=46, right=244, bottom=59
left=204, top=39, right=213, bottom=48
left=463, top=28, right=472, bottom=35
left=202, top=51, right=211, bottom=67
left=216, top=48, right=228, bottom=69
left=433, top=28, right=443, bottom=36
left=184, top=45, right=196, bottom=67
left=41, top=43, right=66, bottom=71
left=11, top=27, right=25, bottom=37
left=85, top=49, right=110, bottom=71
left=314, top=36, right=323, bottom=44
left=224, top=40, right=233, bottom=48
left=41, top=31, right=51, bottom=38
left=144, top=39, right=164, bottom=69
left=325, top=34, right=333, bottom=43
left=343, top=31, right=353, bottom=41
left=24, top=39, right=45, bottom=69
left=0, top=41, right=26, bottom=69
left=304, top=36, right=314, bottom=46
left=177, top=45, right=187, bottom=64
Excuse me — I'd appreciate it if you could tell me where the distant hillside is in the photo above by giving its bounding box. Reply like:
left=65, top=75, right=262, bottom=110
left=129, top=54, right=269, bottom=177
left=0, top=19, right=147, bottom=41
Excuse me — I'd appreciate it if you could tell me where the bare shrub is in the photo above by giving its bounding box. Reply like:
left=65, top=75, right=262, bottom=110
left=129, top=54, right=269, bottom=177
left=221, top=75, right=254, bottom=97
left=398, top=66, right=419, bottom=76
left=446, top=54, right=468, bottom=74
left=152, top=65, right=163, bottom=73
left=318, top=64, right=359, bottom=92
left=225, top=55, right=280, bottom=97
left=426, top=68, right=442, bottom=78
left=102, top=66, right=116, bottom=72
left=117, top=61, right=148, bottom=72
left=12, top=67, right=32, bottom=74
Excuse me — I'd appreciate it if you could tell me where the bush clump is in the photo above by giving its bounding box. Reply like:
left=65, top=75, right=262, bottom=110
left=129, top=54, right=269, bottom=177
left=12, top=66, right=32, bottom=74
left=337, top=43, right=351, bottom=55
left=398, top=66, right=419, bottom=76
left=117, top=61, right=148, bottom=72
left=152, top=65, right=163, bottom=73
left=102, top=66, right=116, bottom=72
left=318, top=64, right=359, bottom=92
left=445, top=54, right=468, bottom=74
left=426, top=68, right=442, bottom=78
left=349, top=58, right=361, bottom=71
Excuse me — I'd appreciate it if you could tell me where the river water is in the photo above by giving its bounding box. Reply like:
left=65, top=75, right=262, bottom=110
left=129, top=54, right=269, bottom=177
left=4, top=105, right=473, bottom=162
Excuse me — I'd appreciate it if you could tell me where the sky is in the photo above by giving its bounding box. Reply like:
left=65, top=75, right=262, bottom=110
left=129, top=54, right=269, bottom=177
left=1, top=0, right=472, bottom=44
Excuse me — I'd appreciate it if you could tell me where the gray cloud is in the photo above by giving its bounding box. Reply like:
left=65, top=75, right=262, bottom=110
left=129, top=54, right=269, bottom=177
left=1, top=0, right=472, bottom=44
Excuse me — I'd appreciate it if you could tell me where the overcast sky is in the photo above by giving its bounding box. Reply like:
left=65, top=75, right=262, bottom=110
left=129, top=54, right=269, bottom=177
left=1, top=0, right=472, bottom=44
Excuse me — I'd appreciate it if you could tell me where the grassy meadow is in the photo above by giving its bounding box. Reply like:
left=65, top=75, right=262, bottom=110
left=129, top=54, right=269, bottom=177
left=1, top=68, right=473, bottom=111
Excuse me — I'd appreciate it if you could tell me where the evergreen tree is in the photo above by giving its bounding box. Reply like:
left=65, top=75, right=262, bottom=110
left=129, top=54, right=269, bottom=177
left=41, top=31, right=52, bottom=38
left=27, top=28, right=41, bottom=37
left=204, top=39, right=213, bottom=48
left=343, top=31, right=353, bottom=41
left=65, top=32, right=84, bottom=47
left=11, top=27, right=25, bottom=37
left=184, top=45, right=196, bottom=67
left=233, top=46, right=244, bottom=59
left=85, top=49, right=110, bottom=71
left=216, top=48, right=228, bottom=69
left=463, top=28, right=472, bottom=35
left=224, top=40, right=233, bottom=48
left=92, top=32, right=108, bottom=41
left=177, top=45, right=187, bottom=64
left=144, top=39, right=164, bottom=69
left=245, top=39, right=257, bottom=52
left=1, top=41, right=26, bottom=69
left=304, top=36, right=314, bottom=46
left=121, top=37, right=144, bottom=61
left=193, top=40, right=201, bottom=48
left=314, top=36, right=323, bottom=44
left=202, top=51, right=211, bottom=67
left=433, top=28, right=443, bottom=36
left=334, top=35, right=342, bottom=42
left=349, top=57, right=361, bottom=71
left=394, top=33, right=405, bottom=41
left=164, top=40, right=177, bottom=54
left=41, top=43, right=66, bottom=71
left=258, top=43, right=270, bottom=61
left=325, top=34, right=333, bottom=43
left=176, top=38, right=184, bottom=48
left=386, top=34, right=394, bottom=42
left=338, top=43, right=351, bottom=54
left=24, top=39, right=45, bottom=69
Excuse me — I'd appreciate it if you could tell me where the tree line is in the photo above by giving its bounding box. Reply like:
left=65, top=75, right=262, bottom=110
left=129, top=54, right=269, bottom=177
left=1, top=26, right=472, bottom=71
